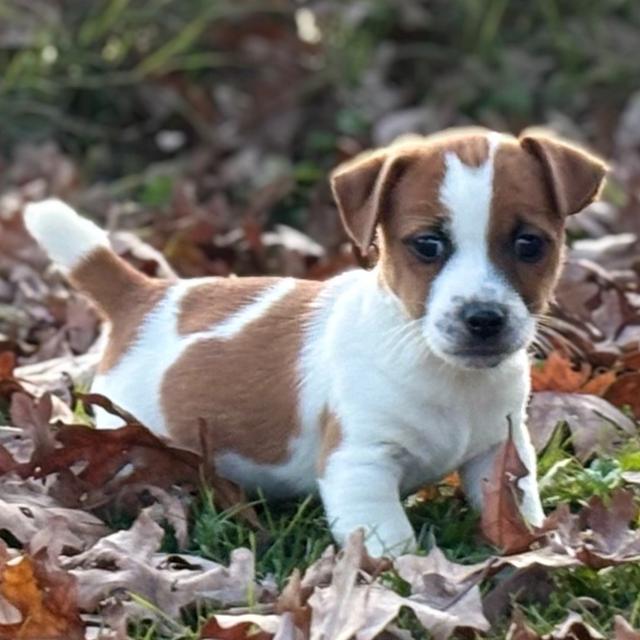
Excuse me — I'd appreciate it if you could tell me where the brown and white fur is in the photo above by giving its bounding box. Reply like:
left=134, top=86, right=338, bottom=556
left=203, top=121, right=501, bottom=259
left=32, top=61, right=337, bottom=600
left=24, top=128, right=607, bottom=557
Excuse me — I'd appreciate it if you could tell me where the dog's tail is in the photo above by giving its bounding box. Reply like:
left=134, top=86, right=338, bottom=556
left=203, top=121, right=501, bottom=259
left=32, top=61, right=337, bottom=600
left=24, top=199, right=159, bottom=320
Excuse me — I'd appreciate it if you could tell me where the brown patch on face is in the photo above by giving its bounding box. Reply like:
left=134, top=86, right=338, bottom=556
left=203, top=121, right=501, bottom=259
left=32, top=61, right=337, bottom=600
left=489, top=141, right=566, bottom=313
left=375, top=132, right=491, bottom=318
left=178, top=277, right=280, bottom=335
left=70, top=248, right=171, bottom=371
left=441, top=133, right=489, bottom=168
left=316, top=410, right=342, bottom=476
left=161, top=279, right=323, bottom=465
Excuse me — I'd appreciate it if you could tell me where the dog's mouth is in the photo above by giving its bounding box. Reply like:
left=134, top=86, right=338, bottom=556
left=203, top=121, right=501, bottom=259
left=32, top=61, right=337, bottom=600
left=443, top=347, right=515, bottom=369
left=434, top=338, right=527, bottom=369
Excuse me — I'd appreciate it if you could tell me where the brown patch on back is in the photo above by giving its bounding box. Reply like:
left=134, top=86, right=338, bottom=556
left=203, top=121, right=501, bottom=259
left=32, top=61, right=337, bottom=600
left=489, top=141, right=567, bottom=313
left=161, top=279, right=323, bottom=464
left=178, top=277, right=279, bottom=334
left=316, top=410, right=342, bottom=475
left=70, top=248, right=171, bottom=371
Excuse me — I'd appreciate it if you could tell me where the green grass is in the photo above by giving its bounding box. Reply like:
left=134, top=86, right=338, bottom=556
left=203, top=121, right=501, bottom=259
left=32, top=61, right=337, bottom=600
left=122, top=413, right=640, bottom=640
left=191, top=488, right=333, bottom=589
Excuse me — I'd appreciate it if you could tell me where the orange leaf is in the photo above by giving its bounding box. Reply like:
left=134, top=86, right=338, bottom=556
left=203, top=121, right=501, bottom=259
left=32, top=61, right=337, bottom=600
left=580, top=370, right=617, bottom=396
left=0, top=553, right=84, bottom=640
left=531, top=351, right=591, bottom=393
left=441, top=471, right=461, bottom=488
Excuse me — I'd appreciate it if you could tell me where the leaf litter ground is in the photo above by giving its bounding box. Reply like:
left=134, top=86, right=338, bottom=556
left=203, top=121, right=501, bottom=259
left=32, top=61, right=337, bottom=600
left=2, top=110, right=640, bottom=640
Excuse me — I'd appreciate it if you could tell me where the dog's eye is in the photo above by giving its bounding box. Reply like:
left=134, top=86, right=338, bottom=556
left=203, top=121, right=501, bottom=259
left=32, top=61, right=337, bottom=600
left=407, top=235, right=448, bottom=263
left=514, top=234, right=545, bottom=263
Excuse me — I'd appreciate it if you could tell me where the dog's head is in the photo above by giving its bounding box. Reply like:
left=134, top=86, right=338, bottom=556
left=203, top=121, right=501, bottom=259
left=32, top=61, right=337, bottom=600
left=331, top=128, right=607, bottom=369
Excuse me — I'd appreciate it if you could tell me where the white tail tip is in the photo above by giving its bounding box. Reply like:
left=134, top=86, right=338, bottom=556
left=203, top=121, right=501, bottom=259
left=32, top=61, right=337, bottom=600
left=23, top=199, right=110, bottom=269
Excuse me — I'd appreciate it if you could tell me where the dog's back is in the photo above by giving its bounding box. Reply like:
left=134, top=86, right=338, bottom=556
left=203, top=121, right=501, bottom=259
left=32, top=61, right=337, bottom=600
left=24, top=200, right=333, bottom=496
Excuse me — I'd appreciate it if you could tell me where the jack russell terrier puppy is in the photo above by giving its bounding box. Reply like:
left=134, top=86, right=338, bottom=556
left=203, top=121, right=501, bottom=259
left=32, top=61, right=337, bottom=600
left=24, top=128, right=606, bottom=557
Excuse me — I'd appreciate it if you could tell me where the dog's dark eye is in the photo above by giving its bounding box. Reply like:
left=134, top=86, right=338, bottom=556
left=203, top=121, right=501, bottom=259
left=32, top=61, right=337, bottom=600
left=407, top=234, right=448, bottom=263
left=514, top=234, right=545, bottom=263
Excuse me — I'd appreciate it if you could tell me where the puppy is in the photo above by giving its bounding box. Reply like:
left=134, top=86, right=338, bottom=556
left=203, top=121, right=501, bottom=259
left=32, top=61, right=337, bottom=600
left=24, top=128, right=606, bottom=557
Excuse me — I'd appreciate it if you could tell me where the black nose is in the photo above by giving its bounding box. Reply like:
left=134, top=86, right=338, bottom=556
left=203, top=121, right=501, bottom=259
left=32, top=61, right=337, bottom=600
left=462, top=303, right=507, bottom=340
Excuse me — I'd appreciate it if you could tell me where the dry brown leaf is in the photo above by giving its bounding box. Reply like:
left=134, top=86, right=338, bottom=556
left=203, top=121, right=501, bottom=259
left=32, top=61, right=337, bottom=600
left=528, top=392, right=636, bottom=460
left=63, top=510, right=264, bottom=618
left=395, top=544, right=488, bottom=622
left=10, top=391, right=56, bottom=456
left=199, top=617, right=275, bottom=639
left=548, top=611, right=605, bottom=639
left=0, top=476, right=108, bottom=550
left=481, top=422, right=540, bottom=554
left=199, top=613, right=303, bottom=640
left=0, top=351, right=27, bottom=404
left=614, top=615, right=640, bottom=640
left=576, top=489, right=640, bottom=568
left=505, top=609, right=543, bottom=640
left=307, top=530, right=488, bottom=640
left=580, top=370, right=617, bottom=396
left=0, top=543, right=84, bottom=640
left=531, top=352, right=591, bottom=393
left=276, top=569, right=312, bottom=636
left=5, top=392, right=261, bottom=529
left=605, top=372, right=640, bottom=416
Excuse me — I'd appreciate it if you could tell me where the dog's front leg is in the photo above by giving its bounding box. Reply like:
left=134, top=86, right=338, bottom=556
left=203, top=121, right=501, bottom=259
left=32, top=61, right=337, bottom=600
left=460, top=419, right=545, bottom=527
left=318, top=448, right=416, bottom=558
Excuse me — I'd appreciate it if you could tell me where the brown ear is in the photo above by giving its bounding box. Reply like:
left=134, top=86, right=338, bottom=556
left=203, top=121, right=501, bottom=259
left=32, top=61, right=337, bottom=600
left=330, top=152, right=402, bottom=253
left=520, top=134, right=608, bottom=216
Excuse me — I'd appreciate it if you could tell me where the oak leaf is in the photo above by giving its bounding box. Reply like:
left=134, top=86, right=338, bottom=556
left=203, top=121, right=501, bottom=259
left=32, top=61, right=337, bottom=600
left=528, top=392, right=635, bottom=461
left=0, top=543, right=84, bottom=640
left=614, top=615, right=640, bottom=640
left=480, top=422, right=541, bottom=554
left=531, top=352, right=591, bottom=393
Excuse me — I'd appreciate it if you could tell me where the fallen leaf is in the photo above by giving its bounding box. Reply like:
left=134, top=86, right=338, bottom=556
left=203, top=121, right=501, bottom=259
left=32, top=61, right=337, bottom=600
left=549, top=611, right=605, bottom=639
left=614, top=615, right=640, bottom=640
left=481, top=421, right=540, bottom=554
left=531, top=352, right=590, bottom=393
left=483, top=566, right=553, bottom=625
left=307, top=530, right=488, bottom=640
left=0, top=542, right=84, bottom=640
left=528, top=392, right=636, bottom=460
left=9, top=391, right=56, bottom=457
left=576, top=489, right=640, bottom=568
left=395, top=543, right=488, bottom=612
left=0, top=475, right=108, bottom=550
left=63, top=510, right=264, bottom=618
left=580, top=370, right=617, bottom=396
left=6, top=392, right=260, bottom=529
left=605, top=372, right=640, bottom=416
left=505, top=609, right=543, bottom=639
left=199, top=614, right=296, bottom=639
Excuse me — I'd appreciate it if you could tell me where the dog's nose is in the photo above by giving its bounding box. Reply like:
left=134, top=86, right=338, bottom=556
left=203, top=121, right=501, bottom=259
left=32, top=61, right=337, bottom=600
left=462, top=303, right=507, bottom=340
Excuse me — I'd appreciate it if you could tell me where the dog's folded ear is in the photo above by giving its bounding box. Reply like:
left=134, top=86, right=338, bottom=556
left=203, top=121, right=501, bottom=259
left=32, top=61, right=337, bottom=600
left=330, top=151, right=404, bottom=253
left=519, top=132, right=608, bottom=217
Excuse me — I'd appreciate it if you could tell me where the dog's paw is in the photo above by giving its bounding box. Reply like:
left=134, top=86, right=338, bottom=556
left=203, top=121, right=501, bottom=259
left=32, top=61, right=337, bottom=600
left=363, top=529, right=417, bottom=559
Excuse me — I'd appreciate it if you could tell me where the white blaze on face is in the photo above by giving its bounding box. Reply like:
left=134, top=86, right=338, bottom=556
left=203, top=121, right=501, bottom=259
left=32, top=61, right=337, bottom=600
left=423, top=134, right=534, bottom=366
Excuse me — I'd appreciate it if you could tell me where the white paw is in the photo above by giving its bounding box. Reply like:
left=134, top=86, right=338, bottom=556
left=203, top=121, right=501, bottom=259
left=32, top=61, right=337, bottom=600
left=363, top=528, right=417, bottom=559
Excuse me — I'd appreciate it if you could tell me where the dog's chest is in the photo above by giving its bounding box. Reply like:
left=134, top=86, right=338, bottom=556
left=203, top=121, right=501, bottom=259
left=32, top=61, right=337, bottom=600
left=392, top=367, right=528, bottom=491
left=333, top=333, right=530, bottom=492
